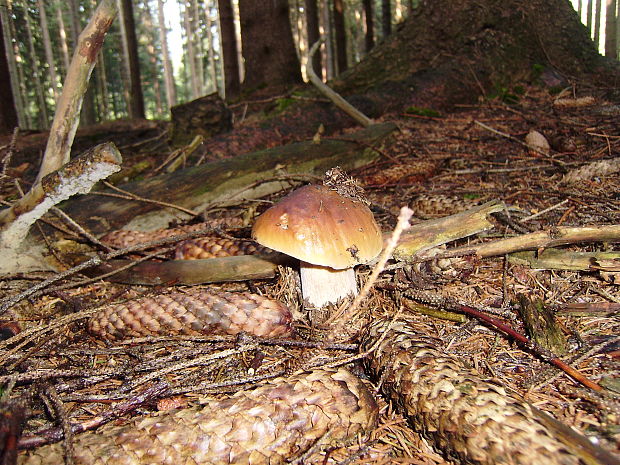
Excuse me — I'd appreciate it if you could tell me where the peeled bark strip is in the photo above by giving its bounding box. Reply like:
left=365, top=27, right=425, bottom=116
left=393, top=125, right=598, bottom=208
left=20, top=368, right=378, bottom=465
left=361, top=318, right=602, bottom=465
left=88, top=289, right=293, bottom=340
left=0, top=143, right=122, bottom=264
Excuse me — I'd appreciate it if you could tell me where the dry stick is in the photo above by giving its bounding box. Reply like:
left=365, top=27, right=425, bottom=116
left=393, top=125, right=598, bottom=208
left=404, top=289, right=603, bottom=392
left=35, top=0, right=118, bottom=184
left=474, top=120, right=560, bottom=160
left=50, top=207, right=113, bottom=252
left=42, top=385, right=75, bottom=465
left=18, top=381, right=169, bottom=450
left=0, top=227, right=218, bottom=316
left=306, top=39, right=372, bottom=127
left=328, top=207, right=413, bottom=334
left=521, top=199, right=569, bottom=222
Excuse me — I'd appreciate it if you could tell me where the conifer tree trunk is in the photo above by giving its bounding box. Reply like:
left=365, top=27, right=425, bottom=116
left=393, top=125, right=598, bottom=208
left=192, top=0, right=205, bottom=94
left=605, top=0, right=617, bottom=57
left=363, top=0, right=374, bottom=52
left=382, top=0, right=392, bottom=36
left=183, top=2, right=200, bottom=99
left=594, top=0, right=602, bottom=48
left=332, top=0, right=347, bottom=74
left=119, top=0, right=145, bottom=118
left=0, top=3, right=25, bottom=128
left=24, top=5, right=49, bottom=128
left=0, top=16, right=17, bottom=135
left=217, top=0, right=241, bottom=98
left=37, top=0, right=60, bottom=101
left=56, top=2, right=71, bottom=72
left=238, top=0, right=302, bottom=92
left=204, top=3, right=220, bottom=95
left=305, top=0, right=321, bottom=78
left=157, top=0, right=176, bottom=109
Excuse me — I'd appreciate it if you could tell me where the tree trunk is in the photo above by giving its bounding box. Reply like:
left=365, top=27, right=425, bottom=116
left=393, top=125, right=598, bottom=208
left=332, top=0, right=610, bottom=112
left=382, top=0, right=392, bottom=37
left=119, top=0, right=145, bottom=118
left=0, top=3, right=24, bottom=128
left=332, top=0, right=347, bottom=74
left=56, top=2, right=71, bottom=72
left=192, top=0, right=206, bottom=94
left=238, top=0, right=302, bottom=93
left=363, top=0, right=375, bottom=52
left=37, top=0, right=60, bottom=101
left=183, top=2, right=200, bottom=99
left=305, top=0, right=321, bottom=78
left=96, top=51, right=109, bottom=118
left=321, top=0, right=334, bottom=79
left=23, top=5, right=49, bottom=129
left=0, top=16, right=17, bottom=135
left=204, top=3, right=220, bottom=95
left=586, top=0, right=593, bottom=33
left=141, top=0, right=163, bottom=115
left=157, top=0, right=176, bottom=109
left=594, top=0, right=602, bottom=49
left=217, top=0, right=241, bottom=99
left=605, top=0, right=617, bottom=57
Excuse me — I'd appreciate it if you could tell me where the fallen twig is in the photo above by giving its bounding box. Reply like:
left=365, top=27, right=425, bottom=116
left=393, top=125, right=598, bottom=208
left=404, top=288, right=603, bottom=392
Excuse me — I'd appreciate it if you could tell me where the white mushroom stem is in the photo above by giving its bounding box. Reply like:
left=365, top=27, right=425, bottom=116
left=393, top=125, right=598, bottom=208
left=299, top=261, right=357, bottom=308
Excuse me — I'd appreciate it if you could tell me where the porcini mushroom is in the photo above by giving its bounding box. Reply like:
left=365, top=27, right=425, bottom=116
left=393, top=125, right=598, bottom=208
left=251, top=184, right=382, bottom=308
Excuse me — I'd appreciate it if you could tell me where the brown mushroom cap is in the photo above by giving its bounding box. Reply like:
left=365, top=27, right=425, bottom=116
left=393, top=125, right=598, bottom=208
left=252, top=185, right=383, bottom=269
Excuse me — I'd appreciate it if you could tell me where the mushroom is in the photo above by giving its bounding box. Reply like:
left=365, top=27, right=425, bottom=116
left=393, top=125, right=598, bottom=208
left=251, top=184, right=382, bottom=308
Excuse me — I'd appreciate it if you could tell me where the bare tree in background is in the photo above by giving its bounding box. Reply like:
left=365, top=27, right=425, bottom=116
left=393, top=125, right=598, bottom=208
left=238, top=0, right=302, bottom=92
left=183, top=2, right=201, bottom=99
left=119, top=0, right=145, bottom=118
left=56, top=2, right=71, bottom=73
left=594, top=0, right=601, bottom=48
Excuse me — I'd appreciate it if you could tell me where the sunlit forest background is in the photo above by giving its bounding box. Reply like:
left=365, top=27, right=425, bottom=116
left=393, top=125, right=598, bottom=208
left=1, top=0, right=618, bottom=130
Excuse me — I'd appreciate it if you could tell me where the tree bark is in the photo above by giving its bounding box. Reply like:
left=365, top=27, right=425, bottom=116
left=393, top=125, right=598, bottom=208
left=119, top=0, right=145, bottom=118
left=183, top=2, right=200, bottom=99
left=332, top=0, right=347, bottom=74
left=56, top=2, right=71, bottom=72
left=217, top=0, right=240, bottom=98
left=37, top=0, right=61, bottom=101
left=382, top=0, right=392, bottom=37
left=23, top=5, right=49, bottom=129
left=0, top=15, right=17, bottom=135
left=594, top=0, right=602, bottom=48
left=363, top=0, right=375, bottom=52
left=59, top=122, right=396, bottom=234
left=605, top=0, right=617, bottom=57
left=204, top=3, right=220, bottom=95
left=35, top=0, right=119, bottom=185
left=157, top=0, right=176, bottom=109
left=305, top=0, right=321, bottom=78
left=238, top=0, right=302, bottom=93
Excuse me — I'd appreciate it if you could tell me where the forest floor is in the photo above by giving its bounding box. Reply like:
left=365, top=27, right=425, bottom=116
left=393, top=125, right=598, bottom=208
left=1, top=83, right=619, bottom=463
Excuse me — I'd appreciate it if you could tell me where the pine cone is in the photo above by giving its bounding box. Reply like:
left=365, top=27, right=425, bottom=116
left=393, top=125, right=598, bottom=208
left=20, top=368, right=378, bottom=465
left=410, top=194, right=480, bottom=219
left=365, top=160, right=438, bottom=186
left=174, top=237, right=271, bottom=260
left=100, top=223, right=212, bottom=249
left=88, top=289, right=293, bottom=340
left=361, top=318, right=582, bottom=465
